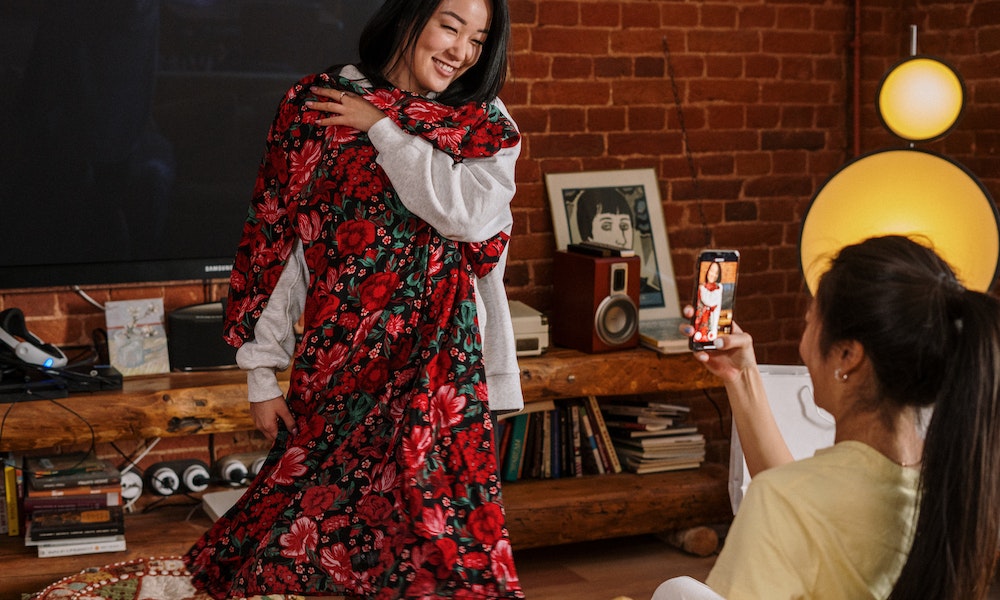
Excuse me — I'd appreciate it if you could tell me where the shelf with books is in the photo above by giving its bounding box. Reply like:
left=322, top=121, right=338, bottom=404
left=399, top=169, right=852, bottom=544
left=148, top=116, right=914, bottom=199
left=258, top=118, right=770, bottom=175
left=0, top=346, right=728, bottom=556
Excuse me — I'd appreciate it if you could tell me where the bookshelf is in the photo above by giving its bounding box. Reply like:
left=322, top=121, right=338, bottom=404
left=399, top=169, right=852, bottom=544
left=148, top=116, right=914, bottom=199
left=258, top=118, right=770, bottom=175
left=0, top=347, right=732, bottom=595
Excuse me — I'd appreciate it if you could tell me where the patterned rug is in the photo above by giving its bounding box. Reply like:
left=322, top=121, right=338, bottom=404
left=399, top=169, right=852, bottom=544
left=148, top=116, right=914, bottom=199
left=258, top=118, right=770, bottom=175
left=30, top=556, right=310, bottom=600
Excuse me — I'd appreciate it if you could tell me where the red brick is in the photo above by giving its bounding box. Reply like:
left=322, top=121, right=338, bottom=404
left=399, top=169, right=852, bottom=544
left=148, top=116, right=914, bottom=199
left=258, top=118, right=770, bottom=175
left=538, top=1, right=580, bottom=26
left=532, top=81, right=610, bottom=105
left=582, top=3, right=621, bottom=27
left=532, top=27, right=609, bottom=55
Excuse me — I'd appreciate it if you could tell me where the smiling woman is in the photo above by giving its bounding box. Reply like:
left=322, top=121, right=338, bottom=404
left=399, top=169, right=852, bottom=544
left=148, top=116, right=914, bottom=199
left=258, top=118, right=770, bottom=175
left=182, top=1, right=526, bottom=599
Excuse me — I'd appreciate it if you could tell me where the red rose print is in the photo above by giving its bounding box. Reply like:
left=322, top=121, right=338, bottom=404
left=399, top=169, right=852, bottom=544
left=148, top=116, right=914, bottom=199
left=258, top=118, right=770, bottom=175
left=300, top=485, right=336, bottom=517
left=358, top=356, right=389, bottom=393
left=358, top=271, right=400, bottom=311
left=468, top=502, right=504, bottom=545
left=337, top=219, right=376, bottom=255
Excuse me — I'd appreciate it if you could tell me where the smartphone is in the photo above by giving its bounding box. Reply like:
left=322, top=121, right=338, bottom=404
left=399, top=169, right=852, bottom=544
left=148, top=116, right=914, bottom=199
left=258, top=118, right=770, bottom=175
left=689, top=249, right=740, bottom=351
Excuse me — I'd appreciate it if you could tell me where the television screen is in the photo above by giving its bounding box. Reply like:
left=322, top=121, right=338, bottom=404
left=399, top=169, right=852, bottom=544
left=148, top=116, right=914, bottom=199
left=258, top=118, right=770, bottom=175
left=0, top=0, right=383, bottom=289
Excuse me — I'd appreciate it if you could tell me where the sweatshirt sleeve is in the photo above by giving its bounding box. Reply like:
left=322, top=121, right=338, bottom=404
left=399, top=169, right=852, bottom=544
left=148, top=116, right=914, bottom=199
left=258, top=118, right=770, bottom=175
left=367, top=99, right=521, bottom=243
left=476, top=234, right=524, bottom=411
left=235, top=240, right=309, bottom=402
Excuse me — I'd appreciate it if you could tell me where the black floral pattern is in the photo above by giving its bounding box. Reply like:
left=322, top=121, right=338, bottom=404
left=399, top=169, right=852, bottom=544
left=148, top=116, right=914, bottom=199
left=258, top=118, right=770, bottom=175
left=184, top=72, right=523, bottom=600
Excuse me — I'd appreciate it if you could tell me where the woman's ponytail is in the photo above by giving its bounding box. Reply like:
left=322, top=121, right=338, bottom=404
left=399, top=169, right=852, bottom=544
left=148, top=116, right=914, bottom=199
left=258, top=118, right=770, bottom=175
left=890, top=290, right=1000, bottom=599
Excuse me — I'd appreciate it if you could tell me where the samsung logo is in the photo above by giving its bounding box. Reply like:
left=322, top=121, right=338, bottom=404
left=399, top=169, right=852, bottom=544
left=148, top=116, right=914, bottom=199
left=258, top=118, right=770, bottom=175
left=204, top=264, right=232, bottom=273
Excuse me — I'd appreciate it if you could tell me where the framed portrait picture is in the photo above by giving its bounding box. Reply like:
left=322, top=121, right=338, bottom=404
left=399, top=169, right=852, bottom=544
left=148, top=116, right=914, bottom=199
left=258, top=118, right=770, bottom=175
left=545, top=168, right=680, bottom=316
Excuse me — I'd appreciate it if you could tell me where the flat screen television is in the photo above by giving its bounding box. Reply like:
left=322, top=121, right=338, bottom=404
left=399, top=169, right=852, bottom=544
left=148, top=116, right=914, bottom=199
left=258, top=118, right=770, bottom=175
left=0, top=0, right=383, bottom=289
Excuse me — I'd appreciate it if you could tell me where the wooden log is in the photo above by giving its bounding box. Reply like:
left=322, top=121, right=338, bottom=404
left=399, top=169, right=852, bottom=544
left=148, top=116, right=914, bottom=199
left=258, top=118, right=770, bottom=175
left=0, top=348, right=721, bottom=451
left=501, top=463, right=732, bottom=549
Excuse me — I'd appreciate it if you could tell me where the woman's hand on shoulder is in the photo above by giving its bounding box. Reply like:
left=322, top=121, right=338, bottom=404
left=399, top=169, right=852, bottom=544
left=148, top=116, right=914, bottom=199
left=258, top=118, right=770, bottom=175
left=306, top=86, right=387, bottom=131
left=681, top=305, right=759, bottom=384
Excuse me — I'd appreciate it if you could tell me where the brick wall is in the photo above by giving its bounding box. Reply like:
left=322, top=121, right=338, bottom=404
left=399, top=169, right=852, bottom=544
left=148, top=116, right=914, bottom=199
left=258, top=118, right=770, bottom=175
left=2, top=1, right=998, bottom=463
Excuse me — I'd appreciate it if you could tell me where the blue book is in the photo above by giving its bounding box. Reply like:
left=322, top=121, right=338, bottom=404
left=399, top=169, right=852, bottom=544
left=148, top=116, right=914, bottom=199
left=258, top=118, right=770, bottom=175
left=501, top=414, right=530, bottom=482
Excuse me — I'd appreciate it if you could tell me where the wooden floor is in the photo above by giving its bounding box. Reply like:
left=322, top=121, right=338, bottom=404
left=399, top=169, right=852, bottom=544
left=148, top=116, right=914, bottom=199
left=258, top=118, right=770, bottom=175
left=515, top=534, right=715, bottom=600
left=6, top=508, right=1000, bottom=600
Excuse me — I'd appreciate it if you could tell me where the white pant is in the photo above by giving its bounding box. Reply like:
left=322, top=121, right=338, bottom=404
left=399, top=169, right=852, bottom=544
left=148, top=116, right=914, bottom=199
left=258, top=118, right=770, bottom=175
left=651, top=576, right=725, bottom=600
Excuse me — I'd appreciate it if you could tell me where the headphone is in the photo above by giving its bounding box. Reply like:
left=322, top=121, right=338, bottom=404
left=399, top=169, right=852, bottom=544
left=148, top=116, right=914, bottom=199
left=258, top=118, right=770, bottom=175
left=0, top=308, right=68, bottom=368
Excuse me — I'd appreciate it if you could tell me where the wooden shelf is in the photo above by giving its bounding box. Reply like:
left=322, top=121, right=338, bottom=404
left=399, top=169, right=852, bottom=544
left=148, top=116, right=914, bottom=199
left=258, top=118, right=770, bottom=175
left=0, top=347, right=719, bottom=452
left=504, top=463, right=731, bottom=549
left=0, top=346, right=730, bottom=597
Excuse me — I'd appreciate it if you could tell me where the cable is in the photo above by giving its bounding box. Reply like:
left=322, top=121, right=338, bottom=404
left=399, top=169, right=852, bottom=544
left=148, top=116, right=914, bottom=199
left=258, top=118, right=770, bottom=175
left=702, top=389, right=727, bottom=439
left=72, top=286, right=106, bottom=311
left=662, top=35, right=712, bottom=249
left=0, top=396, right=97, bottom=462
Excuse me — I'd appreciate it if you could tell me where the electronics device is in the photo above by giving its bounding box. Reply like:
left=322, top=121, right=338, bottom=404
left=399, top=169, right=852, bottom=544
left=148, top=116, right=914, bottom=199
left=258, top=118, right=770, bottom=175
left=509, top=300, right=549, bottom=357
left=167, top=302, right=238, bottom=371
left=551, top=250, right=640, bottom=353
left=689, top=249, right=740, bottom=351
left=0, top=308, right=68, bottom=368
left=0, top=2, right=382, bottom=289
left=145, top=459, right=211, bottom=496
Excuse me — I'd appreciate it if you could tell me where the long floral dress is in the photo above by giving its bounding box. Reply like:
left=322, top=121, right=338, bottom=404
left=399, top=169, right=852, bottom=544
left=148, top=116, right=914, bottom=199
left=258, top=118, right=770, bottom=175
left=184, top=72, right=524, bottom=600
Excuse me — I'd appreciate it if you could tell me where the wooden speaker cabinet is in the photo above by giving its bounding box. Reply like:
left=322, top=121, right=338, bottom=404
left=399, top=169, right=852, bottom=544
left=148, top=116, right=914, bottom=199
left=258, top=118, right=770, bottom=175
left=551, top=250, right=640, bottom=353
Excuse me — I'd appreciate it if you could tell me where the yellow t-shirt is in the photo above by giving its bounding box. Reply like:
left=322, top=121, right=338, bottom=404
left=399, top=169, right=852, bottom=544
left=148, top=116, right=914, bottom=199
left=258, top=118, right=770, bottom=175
left=706, top=441, right=919, bottom=600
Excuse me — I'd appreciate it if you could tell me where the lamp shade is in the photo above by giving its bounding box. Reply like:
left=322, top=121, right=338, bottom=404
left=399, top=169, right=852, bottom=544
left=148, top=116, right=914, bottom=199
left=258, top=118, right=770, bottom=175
left=800, top=148, right=999, bottom=294
left=877, top=56, right=964, bottom=142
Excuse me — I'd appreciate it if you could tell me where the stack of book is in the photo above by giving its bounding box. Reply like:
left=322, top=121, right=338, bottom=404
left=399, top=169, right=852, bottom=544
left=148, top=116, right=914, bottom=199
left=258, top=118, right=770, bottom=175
left=22, top=452, right=126, bottom=557
left=602, top=400, right=706, bottom=474
left=497, top=396, right=624, bottom=481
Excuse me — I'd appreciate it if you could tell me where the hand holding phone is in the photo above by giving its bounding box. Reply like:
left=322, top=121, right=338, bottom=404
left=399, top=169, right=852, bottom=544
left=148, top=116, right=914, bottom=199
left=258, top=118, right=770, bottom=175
left=689, top=250, right=740, bottom=351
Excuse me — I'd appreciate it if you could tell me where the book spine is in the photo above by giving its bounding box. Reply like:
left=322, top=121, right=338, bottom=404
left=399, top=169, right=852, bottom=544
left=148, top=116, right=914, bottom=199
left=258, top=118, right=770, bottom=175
left=26, top=483, right=121, bottom=499
left=0, top=465, right=7, bottom=534
left=30, top=522, right=125, bottom=542
left=526, top=412, right=544, bottom=479
left=570, top=404, right=584, bottom=477
left=578, top=404, right=605, bottom=475
left=24, top=492, right=121, bottom=513
left=586, top=396, right=623, bottom=473
left=549, top=409, right=560, bottom=479
left=501, top=414, right=529, bottom=482
left=4, top=463, right=21, bottom=537
left=540, top=410, right=552, bottom=479
left=37, top=537, right=127, bottom=558
left=29, top=474, right=120, bottom=490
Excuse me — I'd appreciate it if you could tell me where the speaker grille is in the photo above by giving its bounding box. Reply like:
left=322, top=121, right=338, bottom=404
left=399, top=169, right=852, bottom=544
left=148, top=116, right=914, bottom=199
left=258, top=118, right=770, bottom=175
left=594, top=294, right=638, bottom=346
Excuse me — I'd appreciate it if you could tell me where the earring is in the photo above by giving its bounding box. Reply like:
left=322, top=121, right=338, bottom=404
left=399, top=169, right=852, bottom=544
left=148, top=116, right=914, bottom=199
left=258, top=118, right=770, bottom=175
left=834, top=368, right=848, bottom=382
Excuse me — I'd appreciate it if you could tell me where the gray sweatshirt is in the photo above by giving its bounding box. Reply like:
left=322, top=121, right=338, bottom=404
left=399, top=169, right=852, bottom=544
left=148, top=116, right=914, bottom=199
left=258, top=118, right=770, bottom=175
left=236, top=66, right=524, bottom=411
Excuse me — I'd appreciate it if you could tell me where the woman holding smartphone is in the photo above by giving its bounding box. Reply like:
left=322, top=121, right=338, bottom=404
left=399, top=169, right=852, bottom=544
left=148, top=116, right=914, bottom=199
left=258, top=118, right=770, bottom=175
left=658, top=235, right=1000, bottom=600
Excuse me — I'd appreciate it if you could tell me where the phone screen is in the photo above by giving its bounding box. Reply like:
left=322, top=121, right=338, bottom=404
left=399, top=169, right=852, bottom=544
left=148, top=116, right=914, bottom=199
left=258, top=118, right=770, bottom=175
left=689, top=250, right=740, bottom=351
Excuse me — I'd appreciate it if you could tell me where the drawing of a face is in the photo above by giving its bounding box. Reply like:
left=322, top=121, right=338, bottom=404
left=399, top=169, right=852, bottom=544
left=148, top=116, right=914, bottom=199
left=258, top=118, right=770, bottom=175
left=588, top=212, right=634, bottom=248
left=575, top=188, right=635, bottom=249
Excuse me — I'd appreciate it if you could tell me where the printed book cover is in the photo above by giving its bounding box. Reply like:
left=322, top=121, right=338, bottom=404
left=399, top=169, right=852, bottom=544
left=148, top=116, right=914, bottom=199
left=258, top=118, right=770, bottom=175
left=25, top=452, right=110, bottom=476
left=37, top=535, right=127, bottom=558
left=29, top=506, right=125, bottom=541
left=27, top=455, right=120, bottom=490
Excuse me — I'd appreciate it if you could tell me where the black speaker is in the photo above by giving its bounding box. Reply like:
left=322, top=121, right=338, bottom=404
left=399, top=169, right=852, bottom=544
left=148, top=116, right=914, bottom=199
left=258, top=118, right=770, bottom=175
left=167, top=302, right=237, bottom=371
left=551, top=250, right=640, bottom=353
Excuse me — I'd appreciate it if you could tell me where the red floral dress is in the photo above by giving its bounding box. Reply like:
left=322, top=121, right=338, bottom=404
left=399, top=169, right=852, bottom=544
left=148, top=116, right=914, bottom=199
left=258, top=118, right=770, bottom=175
left=184, top=72, right=523, bottom=600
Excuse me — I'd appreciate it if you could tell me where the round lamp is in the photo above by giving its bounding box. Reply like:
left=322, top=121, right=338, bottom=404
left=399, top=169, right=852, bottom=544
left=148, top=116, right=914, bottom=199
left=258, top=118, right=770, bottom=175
left=877, top=56, right=964, bottom=142
left=800, top=148, right=999, bottom=294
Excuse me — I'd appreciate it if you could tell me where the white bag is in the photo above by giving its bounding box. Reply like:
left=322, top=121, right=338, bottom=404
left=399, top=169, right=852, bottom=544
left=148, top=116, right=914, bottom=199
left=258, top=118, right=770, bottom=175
left=728, top=365, right=836, bottom=514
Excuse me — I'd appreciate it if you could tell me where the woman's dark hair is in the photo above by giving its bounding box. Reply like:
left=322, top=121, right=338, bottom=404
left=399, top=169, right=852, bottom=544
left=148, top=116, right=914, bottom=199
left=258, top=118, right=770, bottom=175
left=575, top=188, right=633, bottom=241
left=815, top=235, right=1000, bottom=600
left=354, top=0, right=510, bottom=105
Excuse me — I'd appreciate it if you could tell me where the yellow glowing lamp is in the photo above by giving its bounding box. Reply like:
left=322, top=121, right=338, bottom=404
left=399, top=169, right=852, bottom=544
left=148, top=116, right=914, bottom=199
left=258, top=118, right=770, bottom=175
left=877, top=56, right=964, bottom=142
left=800, top=149, right=1000, bottom=294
